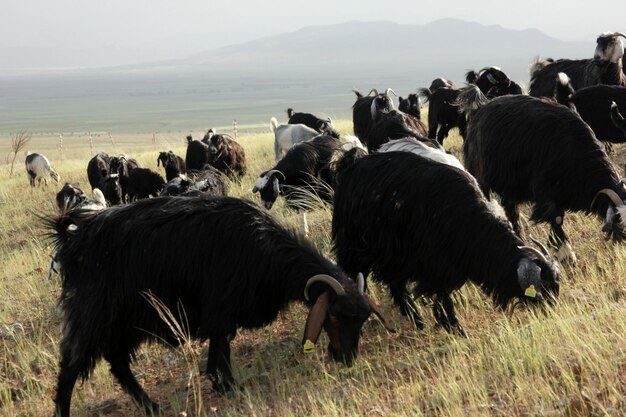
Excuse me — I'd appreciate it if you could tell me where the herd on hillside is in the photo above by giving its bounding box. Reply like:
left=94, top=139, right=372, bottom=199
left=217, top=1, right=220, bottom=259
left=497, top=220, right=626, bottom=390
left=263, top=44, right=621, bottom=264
left=18, top=32, right=626, bottom=416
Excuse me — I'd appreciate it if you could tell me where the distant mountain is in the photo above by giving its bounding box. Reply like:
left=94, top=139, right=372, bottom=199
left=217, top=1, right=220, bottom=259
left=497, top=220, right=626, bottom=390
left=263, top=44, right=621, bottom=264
left=114, top=18, right=592, bottom=82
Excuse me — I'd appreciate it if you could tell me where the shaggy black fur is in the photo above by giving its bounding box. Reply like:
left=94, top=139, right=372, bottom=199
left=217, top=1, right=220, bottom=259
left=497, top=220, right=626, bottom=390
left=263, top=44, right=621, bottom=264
left=48, top=196, right=374, bottom=416
left=206, top=134, right=247, bottom=179
left=398, top=94, right=421, bottom=119
left=86, top=152, right=111, bottom=190
left=126, top=168, right=166, bottom=201
left=253, top=136, right=343, bottom=210
left=185, top=135, right=210, bottom=171
left=157, top=150, right=186, bottom=181
left=462, top=92, right=626, bottom=253
left=98, top=175, right=122, bottom=206
left=109, top=155, right=139, bottom=203
left=352, top=88, right=395, bottom=143
left=419, top=87, right=467, bottom=145
left=361, top=110, right=428, bottom=152
left=332, top=152, right=560, bottom=333
left=530, top=33, right=626, bottom=98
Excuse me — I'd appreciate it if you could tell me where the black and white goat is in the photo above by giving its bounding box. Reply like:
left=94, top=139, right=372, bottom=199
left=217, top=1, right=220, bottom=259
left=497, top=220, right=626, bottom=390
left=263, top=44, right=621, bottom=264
left=460, top=85, right=626, bottom=263
left=48, top=196, right=392, bottom=417
left=352, top=88, right=396, bottom=142
left=157, top=150, right=186, bottom=181
left=25, top=152, right=60, bottom=187
left=287, top=108, right=339, bottom=136
left=161, top=168, right=229, bottom=197
left=465, top=66, right=514, bottom=94
left=530, top=32, right=626, bottom=97
left=55, top=183, right=106, bottom=212
left=253, top=136, right=344, bottom=210
left=333, top=152, right=560, bottom=334
left=555, top=73, right=626, bottom=143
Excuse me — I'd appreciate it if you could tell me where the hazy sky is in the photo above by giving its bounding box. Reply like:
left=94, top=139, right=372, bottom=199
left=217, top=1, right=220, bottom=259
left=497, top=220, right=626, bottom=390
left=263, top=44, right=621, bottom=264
left=3, top=0, right=625, bottom=68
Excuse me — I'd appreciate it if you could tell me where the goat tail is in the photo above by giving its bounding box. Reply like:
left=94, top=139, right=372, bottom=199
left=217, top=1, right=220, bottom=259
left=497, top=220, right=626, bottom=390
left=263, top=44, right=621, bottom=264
left=93, top=188, right=106, bottom=206
left=456, top=85, right=489, bottom=121
left=529, top=56, right=554, bottom=78
left=270, top=117, right=278, bottom=133
left=352, top=88, right=363, bottom=98
left=418, top=88, right=432, bottom=103
left=554, top=72, right=574, bottom=107
left=610, top=102, right=626, bottom=134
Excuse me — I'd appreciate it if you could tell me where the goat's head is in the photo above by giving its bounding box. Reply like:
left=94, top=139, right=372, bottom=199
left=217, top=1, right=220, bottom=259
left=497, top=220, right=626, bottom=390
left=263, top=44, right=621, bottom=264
left=592, top=188, right=626, bottom=241
left=56, top=183, right=87, bottom=211
left=207, top=135, right=232, bottom=161
left=100, top=174, right=122, bottom=206
left=252, top=170, right=284, bottom=210
left=316, top=120, right=340, bottom=138
left=157, top=151, right=169, bottom=167
left=370, top=88, right=396, bottom=120
left=595, top=32, right=626, bottom=63
left=515, top=238, right=561, bottom=306
left=201, top=129, right=215, bottom=144
left=302, top=273, right=394, bottom=366
left=50, top=170, right=61, bottom=183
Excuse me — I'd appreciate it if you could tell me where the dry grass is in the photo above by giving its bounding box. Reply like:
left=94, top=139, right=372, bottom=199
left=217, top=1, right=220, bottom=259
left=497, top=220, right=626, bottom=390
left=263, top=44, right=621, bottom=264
left=1, top=121, right=625, bottom=417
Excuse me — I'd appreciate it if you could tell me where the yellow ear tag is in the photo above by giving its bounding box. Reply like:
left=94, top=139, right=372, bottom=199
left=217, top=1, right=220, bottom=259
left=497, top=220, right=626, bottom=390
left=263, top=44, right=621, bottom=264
left=524, top=284, right=537, bottom=298
left=303, top=340, right=316, bottom=354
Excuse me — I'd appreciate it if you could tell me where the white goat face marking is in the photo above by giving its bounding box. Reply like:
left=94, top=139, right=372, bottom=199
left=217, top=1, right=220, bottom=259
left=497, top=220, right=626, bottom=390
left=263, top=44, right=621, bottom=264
left=272, top=177, right=280, bottom=195
left=254, top=174, right=270, bottom=191
left=609, top=38, right=624, bottom=63
left=370, top=99, right=378, bottom=120
left=614, top=205, right=626, bottom=231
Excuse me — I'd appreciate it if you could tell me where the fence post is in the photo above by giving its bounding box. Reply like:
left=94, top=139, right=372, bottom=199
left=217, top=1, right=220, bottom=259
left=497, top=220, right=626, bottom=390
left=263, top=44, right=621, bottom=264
left=58, top=134, right=64, bottom=160
left=233, top=119, right=238, bottom=140
left=152, top=132, right=156, bottom=149
left=109, top=132, right=115, bottom=146
left=88, top=132, right=93, bottom=156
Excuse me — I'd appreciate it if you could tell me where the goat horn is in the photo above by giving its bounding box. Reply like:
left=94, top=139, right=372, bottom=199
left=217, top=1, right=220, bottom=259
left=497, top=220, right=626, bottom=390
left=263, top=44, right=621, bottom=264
left=611, top=32, right=626, bottom=39
left=385, top=88, right=397, bottom=97
left=367, top=89, right=379, bottom=96
left=304, top=274, right=346, bottom=301
left=518, top=245, right=550, bottom=265
left=266, top=169, right=286, bottom=181
left=357, top=272, right=365, bottom=295
left=591, top=188, right=625, bottom=209
left=528, top=235, right=551, bottom=257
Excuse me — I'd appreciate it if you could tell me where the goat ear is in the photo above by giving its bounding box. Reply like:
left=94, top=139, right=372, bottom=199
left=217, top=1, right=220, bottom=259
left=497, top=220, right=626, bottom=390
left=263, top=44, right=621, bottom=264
left=302, top=291, right=330, bottom=353
left=365, top=294, right=395, bottom=333
left=157, top=157, right=160, bottom=166
left=252, top=185, right=259, bottom=193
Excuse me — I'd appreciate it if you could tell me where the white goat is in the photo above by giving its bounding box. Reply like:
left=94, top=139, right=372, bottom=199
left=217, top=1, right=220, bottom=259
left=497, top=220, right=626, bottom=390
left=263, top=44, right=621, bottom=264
left=25, top=152, right=60, bottom=187
left=270, top=117, right=320, bottom=161
left=340, top=135, right=366, bottom=151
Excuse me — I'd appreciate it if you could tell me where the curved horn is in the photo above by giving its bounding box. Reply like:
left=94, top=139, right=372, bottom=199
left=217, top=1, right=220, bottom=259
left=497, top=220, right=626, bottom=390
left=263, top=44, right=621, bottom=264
left=528, top=235, right=551, bottom=257
left=304, top=274, right=346, bottom=301
left=518, top=245, right=550, bottom=265
left=611, top=32, right=626, bottom=39
left=591, top=188, right=625, bottom=209
left=367, top=88, right=379, bottom=96
left=385, top=88, right=397, bottom=97
left=267, top=169, right=286, bottom=181
left=356, top=272, right=365, bottom=295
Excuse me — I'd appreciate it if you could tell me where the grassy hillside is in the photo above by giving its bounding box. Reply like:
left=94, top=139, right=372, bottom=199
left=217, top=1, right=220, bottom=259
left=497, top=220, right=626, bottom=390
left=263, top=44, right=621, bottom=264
left=1, top=123, right=625, bottom=416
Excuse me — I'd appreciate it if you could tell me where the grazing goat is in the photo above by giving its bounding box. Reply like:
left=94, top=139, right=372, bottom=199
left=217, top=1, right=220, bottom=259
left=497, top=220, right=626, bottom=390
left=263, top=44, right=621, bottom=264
left=398, top=94, right=421, bottom=119
left=48, top=196, right=392, bottom=416
left=109, top=154, right=139, bottom=203
left=157, top=150, right=186, bottom=181
left=205, top=133, right=247, bottom=178
left=352, top=88, right=396, bottom=143
left=333, top=152, right=560, bottom=334
left=127, top=168, right=165, bottom=201
left=529, top=32, right=626, bottom=97
left=253, top=136, right=343, bottom=210
left=185, top=135, right=210, bottom=171
left=55, top=183, right=106, bottom=212
left=86, top=152, right=111, bottom=190
left=25, top=152, right=60, bottom=187
left=465, top=66, right=514, bottom=94
left=460, top=86, right=626, bottom=263
left=271, top=117, right=337, bottom=161
left=287, top=108, right=339, bottom=136
left=419, top=86, right=467, bottom=145
left=555, top=73, right=626, bottom=143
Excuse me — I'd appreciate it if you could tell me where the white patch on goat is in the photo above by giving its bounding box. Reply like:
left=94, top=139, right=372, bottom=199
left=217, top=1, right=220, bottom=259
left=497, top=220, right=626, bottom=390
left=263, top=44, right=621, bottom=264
left=614, top=205, right=626, bottom=233
left=486, top=73, right=497, bottom=84
left=341, top=135, right=365, bottom=151
left=610, top=38, right=624, bottom=63
left=555, top=241, right=577, bottom=264
left=92, top=188, right=106, bottom=207
left=370, top=99, right=378, bottom=120
left=557, top=72, right=570, bottom=86
left=254, top=174, right=270, bottom=191
left=378, top=138, right=465, bottom=171
left=486, top=200, right=509, bottom=222
left=272, top=177, right=280, bottom=195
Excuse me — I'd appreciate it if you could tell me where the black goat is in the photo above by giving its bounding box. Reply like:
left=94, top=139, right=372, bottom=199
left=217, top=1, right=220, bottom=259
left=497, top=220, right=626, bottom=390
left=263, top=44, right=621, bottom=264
left=362, top=110, right=430, bottom=152
left=98, top=174, right=122, bottom=206
left=332, top=152, right=560, bottom=334
left=555, top=74, right=626, bottom=143
left=185, top=135, right=210, bottom=171
left=465, top=66, right=513, bottom=94
left=352, top=88, right=396, bottom=142
left=86, top=152, right=111, bottom=190
left=127, top=168, right=166, bottom=201
left=109, top=154, right=139, bottom=203
left=162, top=167, right=229, bottom=197
left=287, top=108, right=339, bottom=136
left=398, top=94, right=421, bottom=119
left=206, top=134, right=247, bottom=179
left=253, top=136, right=343, bottom=210
left=460, top=86, right=626, bottom=264
left=48, top=196, right=392, bottom=416
left=157, top=150, right=186, bottom=181
left=530, top=32, right=626, bottom=97
left=419, top=87, right=467, bottom=145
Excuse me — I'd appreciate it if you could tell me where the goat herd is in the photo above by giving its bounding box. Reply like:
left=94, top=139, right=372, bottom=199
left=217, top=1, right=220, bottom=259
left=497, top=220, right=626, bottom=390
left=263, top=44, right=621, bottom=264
left=20, top=31, right=626, bottom=416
